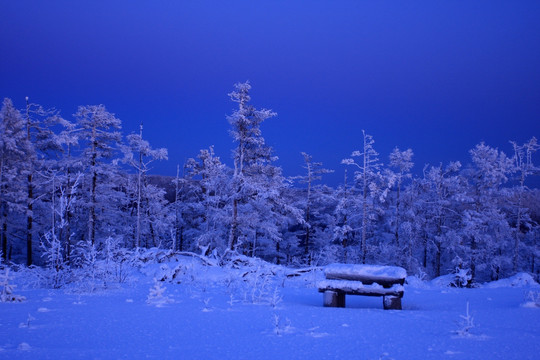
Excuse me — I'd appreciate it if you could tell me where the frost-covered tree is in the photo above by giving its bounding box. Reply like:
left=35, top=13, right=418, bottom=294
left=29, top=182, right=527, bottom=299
left=413, top=162, right=465, bottom=277
left=333, top=169, right=356, bottom=263
left=510, top=137, right=539, bottom=272
left=121, top=123, right=168, bottom=248
left=171, top=164, right=205, bottom=252
left=463, top=143, right=513, bottom=281
left=226, top=82, right=302, bottom=259
left=10, top=97, right=62, bottom=265
left=186, top=146, right=230, bottom=254
left=387, top=147, right=414, bottom=248
left=52, top=116, right=82, bottom=261
left=0, top=98, right=27, bottom=261
left=294, top=152, right=334, bottom=258
left=342, top=130, right=384, bottom=264
left=228, top=81, right=276, bottom=250
left=74, top=105, right=122, bottom=245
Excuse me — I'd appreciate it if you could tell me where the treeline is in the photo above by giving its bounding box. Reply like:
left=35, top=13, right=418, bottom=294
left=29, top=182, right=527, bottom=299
left=0, top=82, right=538, bottom=283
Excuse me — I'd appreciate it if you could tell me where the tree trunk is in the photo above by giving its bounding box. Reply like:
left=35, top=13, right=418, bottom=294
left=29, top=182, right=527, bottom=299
left=229, top=198, right=238, bottom=250
left=394, top=178, right=401, bottom=247
left=1, top=210, right=6, bottom=261
left=27, top=173, right=33, bottom=266
left=514, top=177, right=524, bottom=272
left=362, top=140, right=368, bottom=264
left=470, top=236, right=477, bottom=283
left=25, top=98, right=33, bottom=266
left=89, top=167, right=97, bottom=245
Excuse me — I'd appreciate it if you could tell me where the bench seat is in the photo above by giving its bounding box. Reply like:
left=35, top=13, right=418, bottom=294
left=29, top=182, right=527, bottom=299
left=318, top=263, right=406, bottom=310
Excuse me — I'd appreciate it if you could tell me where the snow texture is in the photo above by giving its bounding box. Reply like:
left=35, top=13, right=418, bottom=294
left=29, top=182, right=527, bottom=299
left=324, top=263, right=407, bottom=280
left=0, top=256, right=539, bottom=359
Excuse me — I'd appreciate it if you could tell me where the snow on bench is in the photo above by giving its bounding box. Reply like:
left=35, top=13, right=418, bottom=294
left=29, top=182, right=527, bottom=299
left=318, top=263, right=406, bottom=310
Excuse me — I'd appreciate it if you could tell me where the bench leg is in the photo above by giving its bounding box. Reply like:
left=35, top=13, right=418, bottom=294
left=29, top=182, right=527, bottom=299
left=323, top=291, right=346, bottom=307
left=383, top=295, right=402, bottom=310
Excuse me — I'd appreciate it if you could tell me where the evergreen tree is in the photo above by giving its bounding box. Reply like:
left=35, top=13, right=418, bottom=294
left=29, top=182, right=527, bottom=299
left=74, top=104, right=122, bottom=245
left=293, top=152, right=334, bottom=262
left=0, top=99, right=27, bottom=261
left=226, top=82, right=302, bottom=257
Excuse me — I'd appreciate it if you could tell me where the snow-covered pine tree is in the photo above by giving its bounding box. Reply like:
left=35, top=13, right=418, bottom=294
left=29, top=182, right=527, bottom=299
left=186, top=146, right=230, bottom=254
left=228, top=81, right=275, bottom=251
left=147, top=278, right=173, bottom=307
left=226, top=81, right=303, bottom=258
left=74, top=105, right=123, bottom=246
left=0, top=98, right=27, bottom=262
left=294, top=152, right=334, bottom=260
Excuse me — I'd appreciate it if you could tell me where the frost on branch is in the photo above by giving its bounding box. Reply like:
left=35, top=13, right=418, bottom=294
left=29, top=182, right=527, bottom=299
left=453, top=301, right=476, bottom=338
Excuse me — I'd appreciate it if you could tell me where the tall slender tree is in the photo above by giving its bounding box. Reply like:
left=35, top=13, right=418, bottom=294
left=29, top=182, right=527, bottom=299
left=388, top=147, right=414, bottom=248
left=0, top=99, right=26, bottom=261
left=75, top=105, right=122, bottom=245
left=510, top=137, right=539, bottom=271
left=294, top=152, right=333, bottom=258
left=227, top=81, right=276, bottom=251
left=121, top=123, right=167, bottom=248
left=342, top=130, right=383, bottom=264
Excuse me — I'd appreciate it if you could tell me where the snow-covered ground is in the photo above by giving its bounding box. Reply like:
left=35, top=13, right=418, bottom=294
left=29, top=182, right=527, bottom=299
left=1, top=255, right=540, bottom=360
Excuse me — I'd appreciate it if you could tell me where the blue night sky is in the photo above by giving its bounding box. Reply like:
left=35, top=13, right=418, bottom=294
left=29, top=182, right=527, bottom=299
left=2, top=1, right=540, bottom=185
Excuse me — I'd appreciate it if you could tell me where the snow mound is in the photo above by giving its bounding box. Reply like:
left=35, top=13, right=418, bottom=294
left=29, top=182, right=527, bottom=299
left=18, top=343, right=31, bottom=351
left=405, top=276, right=430, bottom=289
left=484, top=273, right=540, bottom=289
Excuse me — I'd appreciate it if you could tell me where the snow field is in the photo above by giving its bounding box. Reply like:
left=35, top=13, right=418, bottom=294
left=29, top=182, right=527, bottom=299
left=1, top=257, right=539, bottom=359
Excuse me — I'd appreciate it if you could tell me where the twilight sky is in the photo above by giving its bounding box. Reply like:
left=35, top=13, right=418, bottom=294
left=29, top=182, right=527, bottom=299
left=1, top=1, right=539, bottom=186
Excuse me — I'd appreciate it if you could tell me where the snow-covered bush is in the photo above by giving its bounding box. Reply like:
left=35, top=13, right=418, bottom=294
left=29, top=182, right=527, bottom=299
left=40, top=232, right=68, bottom=289
left=103, top=236, right=132, bottom=284
left=69, top=240, right=139, bottom=292
left=76, top=241, right=102, bottom=292
left=0, top=268, right=26, bottom=302
left=432, top=268, right=472, bottom=288
left=147, top=278, right=173, bottom=307
left=453, top=268, right=472, bottom=287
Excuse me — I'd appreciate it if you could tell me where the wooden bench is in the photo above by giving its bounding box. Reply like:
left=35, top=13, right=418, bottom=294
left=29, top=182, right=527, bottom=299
left=318, top=263, right=406, bottom=310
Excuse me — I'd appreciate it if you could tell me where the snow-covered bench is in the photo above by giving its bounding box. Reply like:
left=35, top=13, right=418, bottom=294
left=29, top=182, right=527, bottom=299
left=318, top=264, right=406, bottom=310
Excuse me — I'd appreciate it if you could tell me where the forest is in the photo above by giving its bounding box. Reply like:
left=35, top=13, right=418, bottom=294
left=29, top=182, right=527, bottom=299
left=0, top=81, right=539, bottom=284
